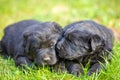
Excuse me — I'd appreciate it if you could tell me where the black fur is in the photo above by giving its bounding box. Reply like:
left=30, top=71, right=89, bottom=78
left=0, top=20, right=62, bottom=67
left=56, top=20, right=114, bottom=76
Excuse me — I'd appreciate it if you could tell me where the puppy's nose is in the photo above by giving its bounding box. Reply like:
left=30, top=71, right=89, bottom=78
left=43, top=57, right=51, bottom=62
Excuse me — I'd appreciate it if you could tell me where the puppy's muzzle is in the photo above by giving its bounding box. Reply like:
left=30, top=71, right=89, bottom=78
left=42, top=54, right=56, bottom=65
left=43, top=56, right=51, bottom=62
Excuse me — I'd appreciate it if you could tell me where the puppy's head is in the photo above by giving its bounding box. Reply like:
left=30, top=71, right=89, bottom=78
left=56, top=30, right=105, bottom=60
left=23, top=22, right=62, bottom=66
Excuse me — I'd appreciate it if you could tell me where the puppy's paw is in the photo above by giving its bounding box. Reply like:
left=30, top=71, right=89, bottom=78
left=15, top=57, right=32, bottom=67
left=68, top=64, right=84, bottom=76
left=87, top=63, right=101, bottom=76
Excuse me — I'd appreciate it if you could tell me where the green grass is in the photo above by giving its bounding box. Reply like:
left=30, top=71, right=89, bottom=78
left=0, top=44, right=120, bottom=80
left=0, top=0, right=120, bottom=80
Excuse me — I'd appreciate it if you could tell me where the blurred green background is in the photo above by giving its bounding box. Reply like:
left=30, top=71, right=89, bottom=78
left=0, top=0, right=120, bottom=80
left=0, top=0, right=120, bottom=40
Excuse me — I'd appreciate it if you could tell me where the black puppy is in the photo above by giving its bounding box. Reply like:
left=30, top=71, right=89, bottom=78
left=56, top=20, right=114, bottom=76
left=0, top=20, right=62, bottom=67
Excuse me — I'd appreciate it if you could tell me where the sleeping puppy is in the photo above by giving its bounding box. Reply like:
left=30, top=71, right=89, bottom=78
left=0, top=20, right=62, bottom=67
left=56, top=20, right=114, bottom=76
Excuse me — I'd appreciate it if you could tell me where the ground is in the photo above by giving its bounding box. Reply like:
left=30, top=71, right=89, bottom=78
left=0, top=0, right=120, bottom=80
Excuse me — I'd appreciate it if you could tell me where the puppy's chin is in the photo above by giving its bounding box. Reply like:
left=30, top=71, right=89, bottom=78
left=35, top=61, right=57, bottom=66
left=34, top=58, right=57, bottom=66
left=45, top=59, right=57, bottom=65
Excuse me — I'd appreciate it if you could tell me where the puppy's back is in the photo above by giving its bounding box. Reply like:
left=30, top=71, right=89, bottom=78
left=4, top=20, right=40, bottom=35
left=64, top=20, right=114, bottom=49
left=0, top=20, right=41, bottom=56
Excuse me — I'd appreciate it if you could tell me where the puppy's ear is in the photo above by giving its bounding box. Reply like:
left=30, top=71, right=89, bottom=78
left=23, top=32, right=31, bottom=53
left=91, top=34, right=105, bottom=52
left=51, top=22, right=62, bottom=33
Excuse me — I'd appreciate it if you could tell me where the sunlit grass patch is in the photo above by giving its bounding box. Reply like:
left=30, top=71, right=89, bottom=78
left=0, top=0, right=120, bottom=79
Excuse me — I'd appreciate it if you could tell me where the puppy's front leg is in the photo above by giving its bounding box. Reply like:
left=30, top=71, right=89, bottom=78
left=15, top=56, right=32, bottom=67
left=88, top=63, right=101, bottom=75
left=66, top=62, right=84, bottom=76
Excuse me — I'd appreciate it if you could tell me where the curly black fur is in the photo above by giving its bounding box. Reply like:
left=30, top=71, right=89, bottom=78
left=56, top=20, right=114, bottom=76
left=0, top=20, right=62, bottom=67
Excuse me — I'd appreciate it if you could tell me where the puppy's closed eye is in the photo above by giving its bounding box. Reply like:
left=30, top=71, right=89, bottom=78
left=40, top=42, right=54, bottom=49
